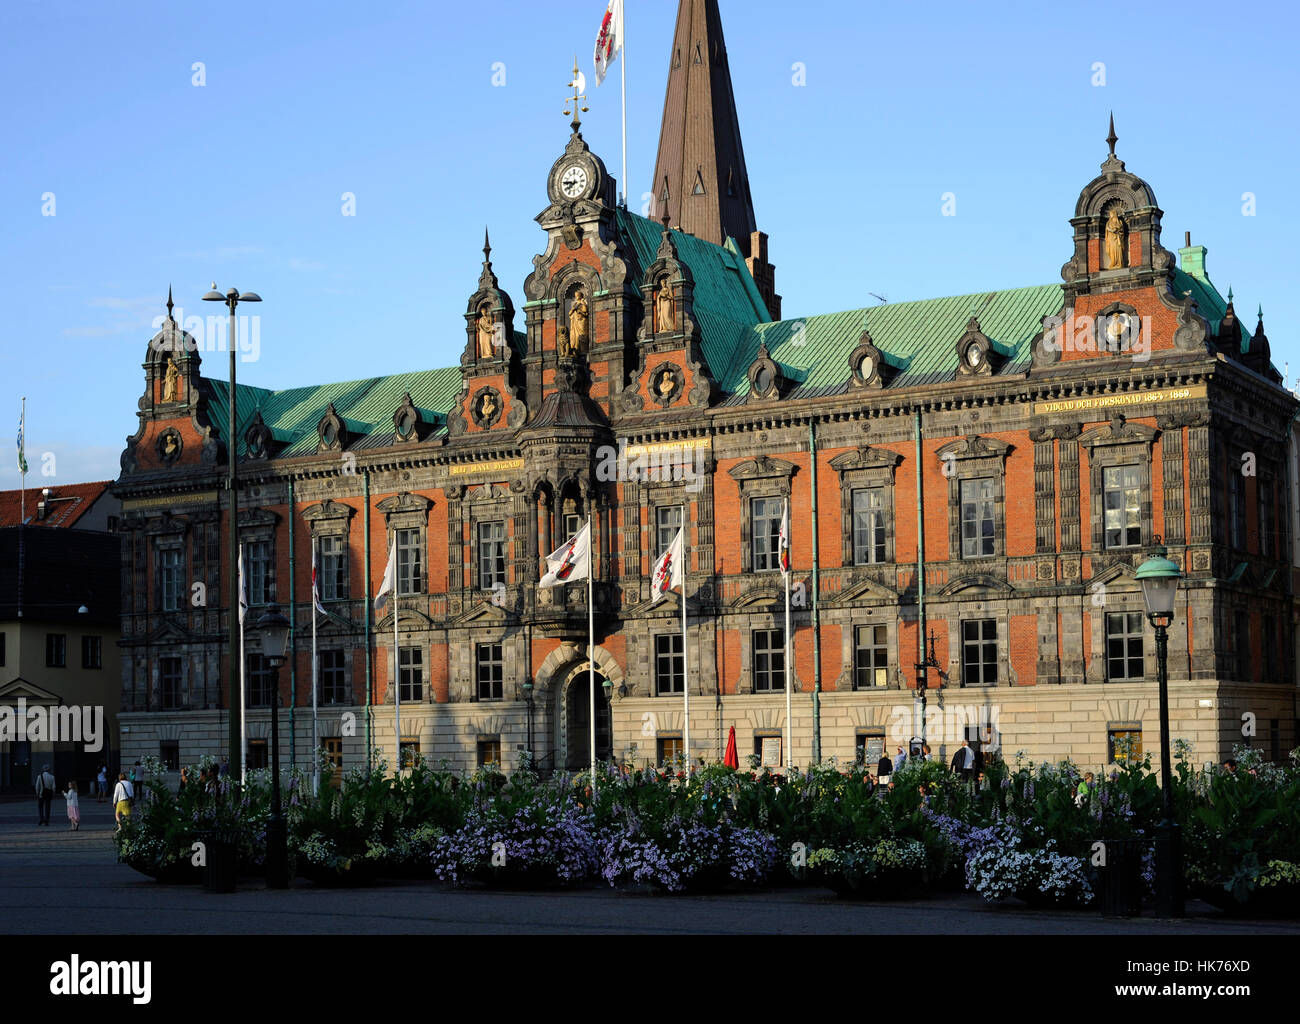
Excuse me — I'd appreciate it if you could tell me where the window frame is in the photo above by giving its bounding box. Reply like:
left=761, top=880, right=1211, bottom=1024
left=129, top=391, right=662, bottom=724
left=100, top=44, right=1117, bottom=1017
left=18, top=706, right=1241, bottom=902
left=654, top=633, right=684, bottom=695
left=960, top=618, right=998, bottom=687
left=396, top=526, right=424, bottom=596
left=1102, top=463, right=1143, bottom=550
left=1108, top=727, right=1143, bottom=764
left=853, top=623, right=889, bottom=690
left=959, top=476, right=997, bottom=559
left=475, top=642, right=504, bottom=701
left=158, top=544, right=185, bottom=612
left=938, top=435, right=1010, bottom=563
left=727, top=456, right=796, bottom=574
left=752, top=627, right=786, bottom=692
left=398, top=645, right=424, bottom=703
left=1104, top=610, right=1145, bottom=682
left=45, top=633, right=67, bottom=668
left=159, top=656, right=183, bottom=709
left=476, top=519, right=508, bottom=592
left=749, top=495, right=784, bottom=573
left=830, top=445, right=902, bottom=568
left=81, top=635, right=103, bottom=670
left=318, top=648, right=349, bottom=705
left=247, top=653, right=274, bottom=708
left=476, top=737, right=502, bottom=767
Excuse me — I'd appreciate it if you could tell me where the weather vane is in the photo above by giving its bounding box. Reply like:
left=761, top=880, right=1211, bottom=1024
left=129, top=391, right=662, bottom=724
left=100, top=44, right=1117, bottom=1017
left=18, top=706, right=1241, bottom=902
left=563, top=55, right=588, bottom=129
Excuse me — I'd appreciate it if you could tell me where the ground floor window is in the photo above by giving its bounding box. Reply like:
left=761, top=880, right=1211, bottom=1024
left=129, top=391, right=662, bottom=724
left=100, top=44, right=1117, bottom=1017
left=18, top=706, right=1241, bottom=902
left=399, top=739, right=421, bottom=770
left=1108, top=727, right=1142, bottom=764
left=657, top=734, right=683, bottom=768
left=247, top=738, right=268, bottom=770
left=855, top=730, right=885, bottom=767
left=323, top=738, right=343, bottom=789
left=754, top=733, right=782, bottom=768
left=477, top=737, right=502, bottom=767
left=159, top=740, right=180, bottom=771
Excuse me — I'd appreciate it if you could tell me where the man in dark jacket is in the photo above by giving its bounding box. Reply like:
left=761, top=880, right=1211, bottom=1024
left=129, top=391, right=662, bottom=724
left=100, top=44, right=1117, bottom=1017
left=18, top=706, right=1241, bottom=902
left=877, top=752, right=893, bottom=779
left=35, top=765, right=56, bottom=826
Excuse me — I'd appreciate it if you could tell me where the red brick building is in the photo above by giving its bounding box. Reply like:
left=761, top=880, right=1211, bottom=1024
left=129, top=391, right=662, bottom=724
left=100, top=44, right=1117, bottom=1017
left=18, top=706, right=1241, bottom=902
left=113, top=0, right=1297, bottom=775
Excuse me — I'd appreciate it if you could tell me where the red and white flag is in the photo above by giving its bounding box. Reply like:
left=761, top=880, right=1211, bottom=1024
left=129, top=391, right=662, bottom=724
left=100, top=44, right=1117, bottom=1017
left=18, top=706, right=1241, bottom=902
left=593, top=0, right=624, bottom=86
left=374, top=537, right=397, bottom=614
left=540, top=521, right=591, bottom=588
left=779, top=497, right=791, bottom=579
left=650, top=527, right=683, bottom=604
left=310, top=544, right=327, bottom=616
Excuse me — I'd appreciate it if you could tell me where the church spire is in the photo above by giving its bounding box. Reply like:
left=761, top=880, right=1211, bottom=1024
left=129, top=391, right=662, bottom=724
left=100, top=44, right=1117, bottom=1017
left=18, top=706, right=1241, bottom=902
left=651, top=0, right=779, bottom=318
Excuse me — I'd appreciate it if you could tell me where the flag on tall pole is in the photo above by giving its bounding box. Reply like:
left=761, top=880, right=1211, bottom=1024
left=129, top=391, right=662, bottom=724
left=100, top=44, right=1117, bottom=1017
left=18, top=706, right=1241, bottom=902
left=16, top=399, right=28, bottom=475
left=373, top=538, right=401, bottom=773
left=539, top=521, right=591, bottom=588
left=781, top=497, right=792, bottom=771
left=593, top=0, right=627, bottom=206
left=238, top=542, right=248, bottom=782
left=310, top=543, right=323, bottom=793
left=650, top=518, right=688, bottom=768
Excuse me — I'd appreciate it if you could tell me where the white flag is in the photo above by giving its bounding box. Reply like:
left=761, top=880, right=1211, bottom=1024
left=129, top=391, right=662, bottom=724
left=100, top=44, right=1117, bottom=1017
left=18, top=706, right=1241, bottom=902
left=593, top=0, right=624, bottom=86
left=374, top=537, right=397, bottom=613
left=650, top=528, right=683, bottom=604
left=779, top=497, right=791, bottom=580
left=237, top=542, right=248, bottom=625
left=540, top=521, right=591, bottom=588
left=311, top=543, right=327, bottom=616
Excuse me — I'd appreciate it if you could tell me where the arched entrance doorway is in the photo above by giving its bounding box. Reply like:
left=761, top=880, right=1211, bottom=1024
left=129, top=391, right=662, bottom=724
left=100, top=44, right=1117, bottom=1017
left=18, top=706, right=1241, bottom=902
left=558, top=665, right=612, bottom=771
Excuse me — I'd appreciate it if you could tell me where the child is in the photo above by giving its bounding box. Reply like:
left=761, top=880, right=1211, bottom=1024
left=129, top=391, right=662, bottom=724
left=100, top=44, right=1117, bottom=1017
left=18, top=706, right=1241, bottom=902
left=64, top=781, right=80, bottom=831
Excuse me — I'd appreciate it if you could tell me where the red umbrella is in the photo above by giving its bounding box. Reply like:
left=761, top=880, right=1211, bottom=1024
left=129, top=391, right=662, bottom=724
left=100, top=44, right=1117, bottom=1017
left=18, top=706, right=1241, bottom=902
left=723, top=726, right=739, bottom=769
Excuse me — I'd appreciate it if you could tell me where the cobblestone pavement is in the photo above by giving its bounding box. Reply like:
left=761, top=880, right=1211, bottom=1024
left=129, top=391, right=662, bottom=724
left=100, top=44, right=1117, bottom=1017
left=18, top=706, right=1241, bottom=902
left=3, top=798, right=1297, bottom=935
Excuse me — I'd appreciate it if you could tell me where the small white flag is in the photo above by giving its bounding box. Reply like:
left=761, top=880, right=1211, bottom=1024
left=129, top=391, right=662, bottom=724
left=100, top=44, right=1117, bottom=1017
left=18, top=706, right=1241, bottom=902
left=311, top=543, right=327, bottom=616
left=374, top=538, right=397, bottom=613
left=593, top=0, right=624, bottom=87
left=650, top=527, right=683, bottom=604
left=540, top=521, right=591, bottom=588
left=779, top=497, right=791, bottom=580
left=237, top=542, right=248, bottom=625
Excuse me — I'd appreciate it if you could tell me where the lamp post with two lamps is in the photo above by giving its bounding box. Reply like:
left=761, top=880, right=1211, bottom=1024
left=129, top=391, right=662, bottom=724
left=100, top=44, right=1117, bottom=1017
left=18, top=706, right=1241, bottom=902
left=254, top=606, right=290, bottom=890
left=202, top=284, right=261, bottom=780
left=1134, top=537, right=1184, bottom=917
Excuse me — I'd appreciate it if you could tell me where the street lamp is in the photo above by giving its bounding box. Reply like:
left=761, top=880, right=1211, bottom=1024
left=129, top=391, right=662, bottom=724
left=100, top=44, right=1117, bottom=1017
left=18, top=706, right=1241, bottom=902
left=602, top=678, right=614, bottom=765
left=1135, top=537, right=1184, bottom=917
left=203, top=284, right=261, bottom=779
left=521, top=681, right=535, bottom=767
left=256, top=605, right=290, bottom=890
left=913, top=628, right=943, bottom=754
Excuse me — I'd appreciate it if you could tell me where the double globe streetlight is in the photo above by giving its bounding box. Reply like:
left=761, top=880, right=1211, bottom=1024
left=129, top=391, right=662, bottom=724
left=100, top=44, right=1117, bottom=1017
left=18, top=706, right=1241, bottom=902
left=1134, top=538, right=1184, bottom=918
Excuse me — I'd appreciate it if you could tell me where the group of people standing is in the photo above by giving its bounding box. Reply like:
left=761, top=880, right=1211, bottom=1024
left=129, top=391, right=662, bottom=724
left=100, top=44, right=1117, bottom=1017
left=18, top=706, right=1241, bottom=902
left=33, top=762, right=144, bottom=832
left=872, top=739, right=982, bottom=784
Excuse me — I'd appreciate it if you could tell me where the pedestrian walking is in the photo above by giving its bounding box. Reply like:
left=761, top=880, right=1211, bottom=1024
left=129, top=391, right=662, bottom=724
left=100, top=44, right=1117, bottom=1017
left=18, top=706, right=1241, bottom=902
left=35, top=765, right=57, bottom=826
left=877, top=751, right=893, bottom=783
left=96, top=765, right=108, bottom=803
left=64, top=781, right=80, bottom=831
left=112, top=773, right=134, bottom=831
left=951, top=739, right=976, bottom=780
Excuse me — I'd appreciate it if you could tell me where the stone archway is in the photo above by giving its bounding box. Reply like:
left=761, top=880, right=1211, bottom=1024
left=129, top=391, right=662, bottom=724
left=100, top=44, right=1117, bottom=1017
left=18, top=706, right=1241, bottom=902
left=534, top=643, right=625, bottom=772
left=557, top=664, right=612, bottom=771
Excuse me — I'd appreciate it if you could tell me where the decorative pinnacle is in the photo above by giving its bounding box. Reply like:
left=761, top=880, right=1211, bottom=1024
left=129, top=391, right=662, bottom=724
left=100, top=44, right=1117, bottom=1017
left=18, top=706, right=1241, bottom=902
left=563, top=56, right=588, bottom=131
left=1106, top=112, right=1117, bottom=156
left=1227, top=285, right=1234, bottom=303
left=166, top=284, right=174, bottom=321
left=483, top=226, right=491, bottom=262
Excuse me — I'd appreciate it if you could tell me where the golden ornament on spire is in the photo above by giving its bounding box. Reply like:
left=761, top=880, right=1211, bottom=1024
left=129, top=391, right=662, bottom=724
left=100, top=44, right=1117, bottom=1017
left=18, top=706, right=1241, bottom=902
left=563, top=56, right=588, bottom=129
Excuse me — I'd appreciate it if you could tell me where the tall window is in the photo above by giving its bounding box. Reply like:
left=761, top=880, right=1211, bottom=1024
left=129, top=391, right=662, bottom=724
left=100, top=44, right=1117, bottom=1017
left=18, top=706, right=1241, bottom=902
left=852, top=488, right=887, bottom=564
left=655, top=634, right=684, bottom=694
left=396, top=528, right=422, bottom=595
left=399, top=646, right=424, bottom=702
left=45, top=633, right=66, bottom=668
left=854, top=624, right=889, bottom=689
left=752, top=628, right=786, bottom=691
left=1234, top=610, right=1251, bottom=680
left=160, top=657, right=183, bottom=709
left=478, top=520, right=507, bottom=591
left=750, top=497, right=784, bottom=571
left=1262, top=614, right=1278, bottom=682
left=563, top=513, right=582, bottom=541
left=159, top=546, right=184, bottom=611
left=319, top=649, right=348, bottom=704
left=1259, top=477, right=1274, bottom=558
left=1105, top=612, right=1144, bottom=681
left=959, top=478, right=995, bottom=558
left=475, top=643, right=503, bottom=700
left=81, top=635, right=102, bottom=670
left=245, top=539, right=272, bottom=605
left=317, top=534, right=347, bottom=601
left=961, top=619, right=997, bottom=686
left=248, top=654, right=274, bottom=707
left=1229, top=465, right=1246, bottom=549
left=1102, top=465, right=1142, bottom=549
left=656, top=505, right=683, bottom=558
left=323, top=738, right=343, bottom=788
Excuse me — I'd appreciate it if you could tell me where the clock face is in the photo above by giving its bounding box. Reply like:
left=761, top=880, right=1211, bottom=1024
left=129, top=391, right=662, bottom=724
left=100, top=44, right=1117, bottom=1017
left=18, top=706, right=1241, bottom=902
left=560, top=164, right=589, bottom=199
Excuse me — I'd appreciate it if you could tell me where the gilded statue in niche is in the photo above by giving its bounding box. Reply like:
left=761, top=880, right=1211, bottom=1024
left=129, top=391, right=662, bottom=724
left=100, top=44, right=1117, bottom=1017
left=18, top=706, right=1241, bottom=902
left=476, top=303, right=497, bottom=359
left=566, top=289, right=589, bottom=354
left=162, top=356, right=181, bottom=402
left=1104, top=206, right=1126, bottom=270
left=655, top=279, right=675, bottom=333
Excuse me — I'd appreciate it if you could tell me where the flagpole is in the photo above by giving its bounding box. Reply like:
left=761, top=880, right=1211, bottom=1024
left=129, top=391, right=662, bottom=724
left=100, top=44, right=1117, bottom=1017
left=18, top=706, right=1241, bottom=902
left=681, top=502, right=689, bottom=773
left=311, top=559, right=319, bottom=796
left=620, top=0, right=628, bottom=207
left=19, top=396, right=26, bottom=525
left=588, top=515, right=596, bottom=798
left=783, top=499, right=792, bottom=772
left=238, top=543, right=247, bottom=784
left=394, top=587, right=401, bottom=776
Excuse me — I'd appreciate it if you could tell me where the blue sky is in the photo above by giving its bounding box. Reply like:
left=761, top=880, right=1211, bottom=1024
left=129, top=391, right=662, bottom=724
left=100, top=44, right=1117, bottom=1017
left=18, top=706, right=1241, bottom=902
left=2, top=0, right=1296, bottom=488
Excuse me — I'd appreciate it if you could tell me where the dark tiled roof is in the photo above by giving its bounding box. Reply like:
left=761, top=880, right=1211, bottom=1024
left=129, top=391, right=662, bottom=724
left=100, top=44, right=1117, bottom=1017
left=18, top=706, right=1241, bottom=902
left=0, top=481, right=113, bottom=528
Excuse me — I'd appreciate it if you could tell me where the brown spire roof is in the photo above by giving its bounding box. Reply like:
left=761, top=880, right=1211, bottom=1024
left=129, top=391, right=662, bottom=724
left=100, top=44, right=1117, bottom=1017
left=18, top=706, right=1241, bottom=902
left=651, top=0, right=758, bottom=258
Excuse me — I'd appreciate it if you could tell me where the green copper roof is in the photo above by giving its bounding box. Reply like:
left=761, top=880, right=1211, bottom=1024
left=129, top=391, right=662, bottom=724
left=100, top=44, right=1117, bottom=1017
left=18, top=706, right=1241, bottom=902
left=205, top=367, right=462, bottom=458
left=724, top=282, right=1065, bottom=397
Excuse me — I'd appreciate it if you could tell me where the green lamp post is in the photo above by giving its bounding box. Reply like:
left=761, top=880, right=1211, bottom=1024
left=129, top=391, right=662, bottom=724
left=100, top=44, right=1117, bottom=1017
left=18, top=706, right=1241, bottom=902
left=1134, top=538, right=1184, bottom=917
